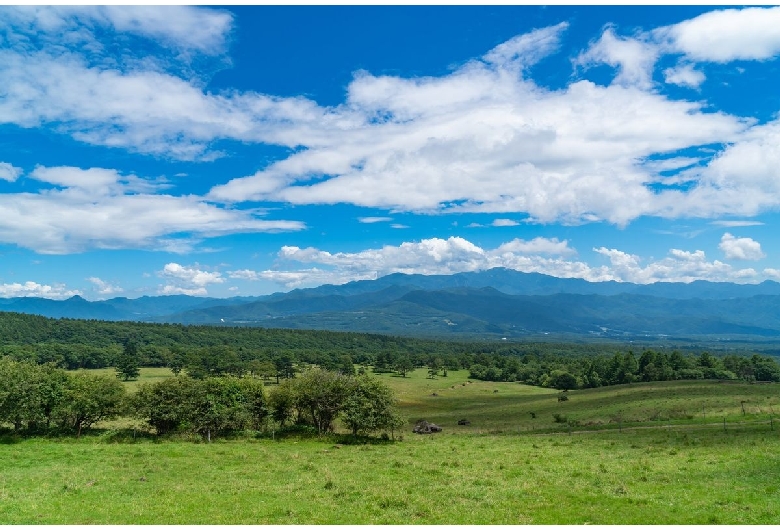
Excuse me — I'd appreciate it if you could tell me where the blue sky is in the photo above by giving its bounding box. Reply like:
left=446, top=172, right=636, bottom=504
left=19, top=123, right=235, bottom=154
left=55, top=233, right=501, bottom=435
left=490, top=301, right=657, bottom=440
left=1, top=5, right=780, bottom=300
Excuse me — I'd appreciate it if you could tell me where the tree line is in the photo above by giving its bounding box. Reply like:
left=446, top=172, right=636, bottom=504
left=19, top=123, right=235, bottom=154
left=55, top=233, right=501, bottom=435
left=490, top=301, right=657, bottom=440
left=0, top=358, right=404, bottom=440
left=1, top=311, right=779, bottom=395
left=466, top=349, right=780, bottom=389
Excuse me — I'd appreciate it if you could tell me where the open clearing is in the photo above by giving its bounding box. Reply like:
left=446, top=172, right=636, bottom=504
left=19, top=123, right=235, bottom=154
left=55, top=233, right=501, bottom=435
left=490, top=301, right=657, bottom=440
left=2, top=369, right=779, bottom=524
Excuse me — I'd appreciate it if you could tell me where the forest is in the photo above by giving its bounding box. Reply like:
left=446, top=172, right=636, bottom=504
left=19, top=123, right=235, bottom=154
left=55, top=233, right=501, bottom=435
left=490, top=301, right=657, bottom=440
left=1, top=311, right=779, bottom=394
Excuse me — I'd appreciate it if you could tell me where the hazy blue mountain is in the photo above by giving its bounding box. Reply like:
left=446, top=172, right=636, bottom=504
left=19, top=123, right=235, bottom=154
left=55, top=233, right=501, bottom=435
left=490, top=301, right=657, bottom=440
left=3, top=268, right=780, bottom=340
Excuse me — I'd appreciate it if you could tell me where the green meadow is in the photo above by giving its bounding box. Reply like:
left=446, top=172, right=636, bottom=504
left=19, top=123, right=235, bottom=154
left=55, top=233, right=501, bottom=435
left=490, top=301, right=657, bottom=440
left=2, top=368, right=780, bottom=524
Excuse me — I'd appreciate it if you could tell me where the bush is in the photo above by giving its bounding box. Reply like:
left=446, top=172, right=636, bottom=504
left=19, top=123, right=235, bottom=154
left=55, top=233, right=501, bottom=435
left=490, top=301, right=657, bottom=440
left=131, top=375, right=267, bottom=437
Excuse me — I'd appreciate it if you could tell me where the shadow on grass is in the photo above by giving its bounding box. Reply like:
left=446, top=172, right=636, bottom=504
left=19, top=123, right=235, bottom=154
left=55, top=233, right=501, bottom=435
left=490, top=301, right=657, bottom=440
left=259, top=424, right=401, bottom=445
left=0, top=429, right=22, bottom=444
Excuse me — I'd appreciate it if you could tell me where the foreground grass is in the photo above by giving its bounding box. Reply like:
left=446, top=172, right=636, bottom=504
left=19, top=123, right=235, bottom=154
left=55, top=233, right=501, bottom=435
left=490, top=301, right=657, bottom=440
left=4, top=368, right=777, bottom=523
left=1, top=426, right=779, bottom=524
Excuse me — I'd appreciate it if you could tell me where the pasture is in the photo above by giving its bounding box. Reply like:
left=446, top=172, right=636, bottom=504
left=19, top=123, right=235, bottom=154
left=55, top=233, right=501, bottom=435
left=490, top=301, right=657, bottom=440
left=1, top=368, right=779, bottom=524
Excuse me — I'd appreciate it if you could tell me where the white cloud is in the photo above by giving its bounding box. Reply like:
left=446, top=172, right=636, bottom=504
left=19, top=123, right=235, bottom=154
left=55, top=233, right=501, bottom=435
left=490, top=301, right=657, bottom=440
left=575, top=26, right=659, bottom=89
left=236, top=236, right=578, bottom=289
left=0, top=49, right=335, bottom=160
left=765, top=268, right=780, bottom=281
left=358, top=217, right=393, bottom=224
left=210, top=50, right=748, bottom=225
left=663, top=63, right=706, bottom=88
left=0, top=166, right=305, bottom=254
left=657, top=121, right=780, bottom=219
left=719, top=233, right=765, bottom=261
left=1, top=7, right=779, bottom=233
left=593, top=246, right=756, bottom=284
left=390, top=224, right=409, bottom=229
left=87, top=277, right=123, bottom=297
left=0, top=6, right=234, bottom=56
left=235, top=236, right=767, bottom=290
left=0, top=162, right=22, bottom=182
left=496, top=237, right=576, bottom=256
left=656, top=6, right=780, bottom=63
left=492, top=219, right=519, bottom=227
left=0, top=281, right=81, bottom=299
left=711, top=220, right=764, bottom=227
left=483, top=22, right=569, bottom=72
left=158, top=262, right=224, bottom=296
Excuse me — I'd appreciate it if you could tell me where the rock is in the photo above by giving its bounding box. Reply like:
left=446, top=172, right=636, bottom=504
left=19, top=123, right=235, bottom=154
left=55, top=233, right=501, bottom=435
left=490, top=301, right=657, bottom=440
left=457, top=419, right=471, bottom=426
left=413, top=420, right=443, bottom=434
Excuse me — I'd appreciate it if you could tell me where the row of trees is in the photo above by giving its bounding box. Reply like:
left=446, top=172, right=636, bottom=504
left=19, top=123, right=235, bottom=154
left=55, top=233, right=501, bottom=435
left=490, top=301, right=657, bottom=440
left=467, top=349, right=780, bottom=389
left=268, top=368, right=404, bottom=436
left=0, top=357, right=405, bottom=440
left=0, top=358, right=125, bottom=435
left=128, top=367, right=405, bottom=439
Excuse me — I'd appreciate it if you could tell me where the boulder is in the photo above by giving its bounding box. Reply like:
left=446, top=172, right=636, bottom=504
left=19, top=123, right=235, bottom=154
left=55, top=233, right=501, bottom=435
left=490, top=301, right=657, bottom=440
left=457, top=419, right=471, bottom=426
left=413, top=420, right=442, bottom=434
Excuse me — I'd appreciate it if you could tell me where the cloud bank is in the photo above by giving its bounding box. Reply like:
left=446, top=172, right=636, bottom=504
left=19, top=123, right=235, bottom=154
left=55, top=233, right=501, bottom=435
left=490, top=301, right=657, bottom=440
left=228, top=236, right=771, bottom=290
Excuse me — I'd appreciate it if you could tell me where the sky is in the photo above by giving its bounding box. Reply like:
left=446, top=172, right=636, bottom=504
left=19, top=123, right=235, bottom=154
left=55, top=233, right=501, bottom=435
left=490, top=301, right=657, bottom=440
left=1, top=5, right=780, bottom=300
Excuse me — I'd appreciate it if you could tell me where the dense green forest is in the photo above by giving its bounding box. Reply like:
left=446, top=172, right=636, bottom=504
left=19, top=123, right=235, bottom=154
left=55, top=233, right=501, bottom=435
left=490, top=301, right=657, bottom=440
left=1, top=311, right=779, bottom=391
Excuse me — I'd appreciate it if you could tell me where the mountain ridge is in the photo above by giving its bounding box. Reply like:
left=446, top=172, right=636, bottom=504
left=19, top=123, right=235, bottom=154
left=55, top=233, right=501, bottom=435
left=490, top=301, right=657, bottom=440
left=3, top=268, right=780, bottom=340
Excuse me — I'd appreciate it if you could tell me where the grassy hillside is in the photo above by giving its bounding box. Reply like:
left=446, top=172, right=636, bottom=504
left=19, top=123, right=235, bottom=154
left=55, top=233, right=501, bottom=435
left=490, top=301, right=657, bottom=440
left=2, top=370, right=779, bottom=524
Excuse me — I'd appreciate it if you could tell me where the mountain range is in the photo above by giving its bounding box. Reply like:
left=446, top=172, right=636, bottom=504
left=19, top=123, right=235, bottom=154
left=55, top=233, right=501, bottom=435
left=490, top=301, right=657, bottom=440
left=3, top=268, right=780, bottom=340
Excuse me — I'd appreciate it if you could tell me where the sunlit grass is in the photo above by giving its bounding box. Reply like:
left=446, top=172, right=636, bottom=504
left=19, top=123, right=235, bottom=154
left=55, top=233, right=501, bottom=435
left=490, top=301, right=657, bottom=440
left=5, top=367, right=774, bottom=523
left=1, top=425, right=779, bottom=524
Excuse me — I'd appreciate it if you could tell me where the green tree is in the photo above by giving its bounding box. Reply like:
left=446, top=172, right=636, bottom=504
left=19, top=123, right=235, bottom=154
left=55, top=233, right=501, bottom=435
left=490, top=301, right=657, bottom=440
left=342, top=375, right=404, bottom=438
left=427, top=357, right=442, bottom=379
left=115, top=341, right=141, bottom=381
left=274, top=353, right=296, bottom=383
left=189, top=377, right=255, bottom=439
left=294, top=367, right=350, bottom=434
left=131, top=376, right=199, bottom=435
left=548, top=370, right=578, bottom=390
left=236, top=377, right=269, bottom=430
left=268, top=378, right=297, bottom=427
left=57, top=372, right=126, bottom=437
left=394, top=355, right=413, bottom=378
left=337, top=355, right=356, bottom=376
left=0, top=358, right=46, bottom=430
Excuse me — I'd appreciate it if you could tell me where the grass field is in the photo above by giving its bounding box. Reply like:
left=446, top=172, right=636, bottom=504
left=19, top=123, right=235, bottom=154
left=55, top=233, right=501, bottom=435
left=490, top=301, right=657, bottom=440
left=2, top=368, right=780, bottom=523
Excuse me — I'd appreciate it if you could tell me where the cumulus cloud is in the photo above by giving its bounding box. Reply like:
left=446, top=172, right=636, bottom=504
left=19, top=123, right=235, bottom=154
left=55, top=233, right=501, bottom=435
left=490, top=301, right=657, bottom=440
left=719, top=233, right=765, bottom=261
left=0, top=281, right=81, bottom=299
left=158, top=262, right=224, bottom=296
left=87, top=277, right=123, bottom=297
left=230, top=236, right=767, bottom=290
left=655, top=6, right=780, bottom=62
left=491, top=219, right=520, bottom=227
left=0, top=162, right=22, bottom=182
left=232, top=236, right=569, bottom=289
left=210, top=49, right=749, bottom=225
left=2, top=6, right=780, bottom=241
left=592, top=246, right=753, bottom=284
left=663, top=63, right=706, bottom=88
left=0, top=166, right=305, bottom=254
